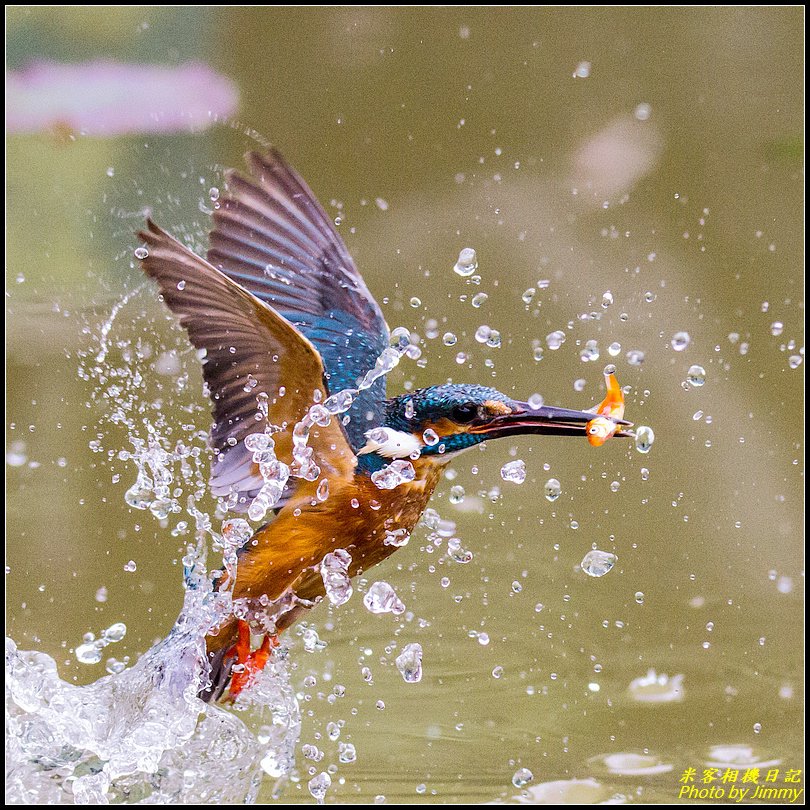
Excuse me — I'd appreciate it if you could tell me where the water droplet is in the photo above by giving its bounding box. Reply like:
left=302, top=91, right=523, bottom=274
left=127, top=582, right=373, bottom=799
left=634, top=425, right=655, bottom=454
left=608, top=341, right=621, bottom=357
left=320, top=549, right=353, bottom=606
left=626, top=349, right=645, bottom=366
left=6, top=441, right=27, bottom=467
left=573, top=61, right=591, bottom=78
left=449, top=485, right=465, bottom=504
left=580, top=339, right=600, bottom=362
left=423, top=428, right=439, bottom=446
left=512, top=768, right=534, bottom=788
left=601, top=291, right=614, bottom=308
left=671, top=332, right=691, bottom=351
left=475, top=325, right=492, bottom=343
left=528, top=393, right=544, bottom=410
left=134, top=246, right=149, bottom=260
left=102, top=622, right=127, bottom=643
left=442, top=332, right=457, bottom=346
left=409, top=297, right=422, bottom=308
left=471, top=292, right=489, bottom=308
left=522, top=288, right=536, bottom=305
left=338, top=742, right=356, bottom=763
left=635, top=591, right=645, bottom=604
left=396, top=643, right=423, bottom=683
left=788, top=355, right=802, bottom=369
left=363, top=581, right=405, bottom=615
left=634, top=102, right=652, bottom=121
left=492, top=665, right=504, bottom=678
left=123, top=560, right=137, bottom=572
left=686, top=365, right=706, bottom=387
left=546, top=330, right=566, bottom=350
left=454, top=247, right=478, bottom=277
left=75, top=640, right=104, bottom=664
left=581, top=550, right=617, bottom=577
left=500, top=460, right=526, bottom=484
left=371, top=459, right=416, bottom=490
left=544, top=478, right=561, bottom=501
left=308, top=772, right=331, bottom=804
left=770, top=321, right=784, bottom=337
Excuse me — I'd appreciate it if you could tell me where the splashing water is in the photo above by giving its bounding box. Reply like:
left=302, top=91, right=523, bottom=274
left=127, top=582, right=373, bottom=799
left=7, top=352, right=301, bottom=803
left=6, top=292, right=419, bottom=805
left=6, top=537, right=301, bottom=804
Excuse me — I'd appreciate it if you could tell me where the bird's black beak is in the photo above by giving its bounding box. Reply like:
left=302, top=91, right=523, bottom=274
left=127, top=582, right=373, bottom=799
left=470, top=402, right=633, bottom=439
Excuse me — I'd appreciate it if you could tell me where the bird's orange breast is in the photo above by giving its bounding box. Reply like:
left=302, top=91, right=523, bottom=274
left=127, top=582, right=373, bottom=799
left=207, top=455, right=446, bottom=650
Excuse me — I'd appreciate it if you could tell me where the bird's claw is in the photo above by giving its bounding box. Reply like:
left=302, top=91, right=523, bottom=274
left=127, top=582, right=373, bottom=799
left=227, top=620, right=278, bottom=699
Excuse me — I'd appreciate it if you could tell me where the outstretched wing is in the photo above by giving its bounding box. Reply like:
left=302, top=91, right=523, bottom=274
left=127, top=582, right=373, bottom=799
left=137, top=219, right=356, bottom=511
left=206, top=149, right=389, bottom=452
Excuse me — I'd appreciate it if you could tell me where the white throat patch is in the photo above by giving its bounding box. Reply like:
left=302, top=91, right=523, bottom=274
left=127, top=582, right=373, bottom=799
left=358, top=427, right=423, bottom=459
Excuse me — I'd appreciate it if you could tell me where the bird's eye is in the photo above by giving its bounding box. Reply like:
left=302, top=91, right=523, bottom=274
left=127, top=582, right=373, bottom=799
left=452, top=403, right=478, bottom=423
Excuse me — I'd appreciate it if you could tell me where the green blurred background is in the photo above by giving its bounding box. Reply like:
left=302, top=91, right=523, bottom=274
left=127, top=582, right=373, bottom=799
left=6, top=6, right=803, bottom=804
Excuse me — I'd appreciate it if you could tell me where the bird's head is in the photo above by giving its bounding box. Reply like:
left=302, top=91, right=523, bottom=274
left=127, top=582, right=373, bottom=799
left=358, top=383, right=632, bottom=463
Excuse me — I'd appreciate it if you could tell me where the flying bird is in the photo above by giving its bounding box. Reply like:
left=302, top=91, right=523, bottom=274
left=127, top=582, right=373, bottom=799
left=136, top=149, right=631, bottom=700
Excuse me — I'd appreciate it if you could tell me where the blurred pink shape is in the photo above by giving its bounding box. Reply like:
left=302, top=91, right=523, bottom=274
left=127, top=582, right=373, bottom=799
left=6, top=61, right=239, bottom=135
left=571, top=115, right=664, bottom=201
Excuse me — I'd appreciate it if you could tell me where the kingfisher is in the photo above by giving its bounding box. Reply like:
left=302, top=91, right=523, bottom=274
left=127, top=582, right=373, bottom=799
left=136, top=149, right=632, bottom=700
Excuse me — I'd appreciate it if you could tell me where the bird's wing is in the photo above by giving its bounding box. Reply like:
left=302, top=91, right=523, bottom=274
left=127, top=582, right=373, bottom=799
left=137, top=219, right=356, bottom=512
left=205, top=149, right=390, bottom=452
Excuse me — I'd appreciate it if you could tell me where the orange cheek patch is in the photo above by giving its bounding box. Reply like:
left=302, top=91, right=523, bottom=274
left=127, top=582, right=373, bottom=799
left=483, top=400, right=512, bottom=416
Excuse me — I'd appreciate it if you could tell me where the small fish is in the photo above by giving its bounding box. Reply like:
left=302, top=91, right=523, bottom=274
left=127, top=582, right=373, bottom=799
left=586, top=372, right=625, bottom=447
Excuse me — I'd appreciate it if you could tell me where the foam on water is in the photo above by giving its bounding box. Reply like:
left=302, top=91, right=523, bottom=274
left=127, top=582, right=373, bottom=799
left=6, top=549, right=300, bottom=804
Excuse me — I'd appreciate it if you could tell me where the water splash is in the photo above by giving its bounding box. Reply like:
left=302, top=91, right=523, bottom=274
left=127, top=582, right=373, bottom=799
left=6, top=292, right=303, bottom=804
left=6, top=547, right=300, bottom=804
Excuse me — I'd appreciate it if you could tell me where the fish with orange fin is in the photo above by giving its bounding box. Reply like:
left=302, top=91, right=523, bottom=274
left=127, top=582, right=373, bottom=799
left=586, top=370, right=626, bottom=447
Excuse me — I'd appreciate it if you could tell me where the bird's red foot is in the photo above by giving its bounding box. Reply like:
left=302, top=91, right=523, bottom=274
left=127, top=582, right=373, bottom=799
left=227, top=621, right=279, bottom=698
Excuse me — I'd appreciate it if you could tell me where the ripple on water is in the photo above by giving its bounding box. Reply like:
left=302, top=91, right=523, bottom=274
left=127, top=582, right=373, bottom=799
left=502, top=777, right=622, bottom=804
left=590, top=752, right=674, bottom=777
left=627, top=668, right=685, bottom=703
left=705, top=744, right=781, bottom=771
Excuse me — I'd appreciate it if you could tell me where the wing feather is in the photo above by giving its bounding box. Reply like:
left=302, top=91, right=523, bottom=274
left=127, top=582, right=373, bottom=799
left=206, top=149, right=389, bottom=450
left=137, top=218, right=355, bottom=511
